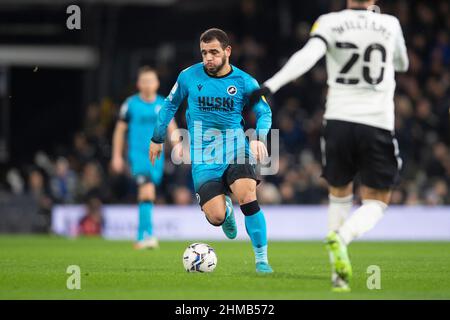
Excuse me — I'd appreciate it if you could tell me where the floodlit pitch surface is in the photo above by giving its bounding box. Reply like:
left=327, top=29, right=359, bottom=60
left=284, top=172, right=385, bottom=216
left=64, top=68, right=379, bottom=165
left=0, top=236, right=449, bottom=299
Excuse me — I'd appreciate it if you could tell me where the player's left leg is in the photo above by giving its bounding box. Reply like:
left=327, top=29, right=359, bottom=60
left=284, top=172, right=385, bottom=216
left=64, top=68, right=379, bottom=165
left=331, top=124, right=400, bottom=291
left=135, top=180, right=158, bottom=250
left=327, top=187, right=390, bottom=291
left=338, top=186, right=390, bottom=245
left=338, top=125, right=400, bottom=245
left=321, top=120, right=356, bottom=290
left=229, top=177, right=273, bottom=274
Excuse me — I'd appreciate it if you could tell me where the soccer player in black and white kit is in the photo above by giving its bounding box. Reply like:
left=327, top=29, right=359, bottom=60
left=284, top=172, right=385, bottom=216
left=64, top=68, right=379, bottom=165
left=249, top=0, right=409, bottom=291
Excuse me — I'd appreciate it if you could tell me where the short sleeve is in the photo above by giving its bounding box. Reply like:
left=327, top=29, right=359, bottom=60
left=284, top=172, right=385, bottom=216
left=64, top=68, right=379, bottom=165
left=167, top=71, right=188, bottom=106
left=245, top=76, right=260, bottom=94
left=119, top=100, right=130, bottom=122
left=310, top=15, right=332, bottom=48
left=393, top=18, right=409, bottom=72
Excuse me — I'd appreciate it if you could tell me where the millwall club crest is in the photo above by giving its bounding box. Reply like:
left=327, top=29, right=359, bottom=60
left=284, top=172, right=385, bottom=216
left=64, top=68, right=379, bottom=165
left=227, top=85, right=237, bottom=96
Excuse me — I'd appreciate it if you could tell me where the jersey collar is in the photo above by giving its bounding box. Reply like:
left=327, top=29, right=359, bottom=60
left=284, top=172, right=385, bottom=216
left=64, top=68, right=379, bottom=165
left=138, top=94, right=157, bottom=104
left=348, top=7, right=368, bottom=11
left=203, top=65, right=234, bottom=79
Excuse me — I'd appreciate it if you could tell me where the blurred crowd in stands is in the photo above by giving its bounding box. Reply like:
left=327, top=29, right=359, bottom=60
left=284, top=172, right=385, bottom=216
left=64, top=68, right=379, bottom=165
left=2, top=0, right=449, bottom=214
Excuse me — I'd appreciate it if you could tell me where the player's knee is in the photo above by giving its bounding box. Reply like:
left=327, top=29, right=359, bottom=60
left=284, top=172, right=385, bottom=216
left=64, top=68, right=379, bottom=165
left=361, top=186, right=391, bottom=204
left=230, top=178, right=257, bottom=204
left=203, top=208, right=226, bottom=226
left=201, top=195, right=226, bottom=226
left=138, top=193, right=155, bottom=202
left=202, top=202, right=226, bottom=226
left=138, top=184, right=155, bottom=202
left=138, top=196, right=154, bottom=203
left=236, top=190, right=257, bottom=205
left=329, top=183, right=353, bottom=197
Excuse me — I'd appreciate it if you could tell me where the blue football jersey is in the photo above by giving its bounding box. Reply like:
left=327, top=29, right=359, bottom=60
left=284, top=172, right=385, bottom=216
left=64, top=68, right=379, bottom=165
left=120, top=94, right=165, bottom=180
left=152, top=63, right=272, bottom=190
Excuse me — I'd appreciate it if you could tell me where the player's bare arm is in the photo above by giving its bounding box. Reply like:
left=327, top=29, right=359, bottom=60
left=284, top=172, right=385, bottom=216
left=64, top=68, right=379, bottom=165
left=150, top=119, right=183, bottom=165
left=167, top=119, right=186, bottom=160
left=248, top=37, right=327, bottom=107
left=111, top=120, right=128, bottom=173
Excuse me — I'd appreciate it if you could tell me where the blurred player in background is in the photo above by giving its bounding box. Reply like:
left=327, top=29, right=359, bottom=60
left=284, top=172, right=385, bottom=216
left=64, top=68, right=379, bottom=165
left=250, top=0, right=409, bottom=290
left=150, top=28, right=274, bottom=274
left=112, top=66, right=179, bottom=249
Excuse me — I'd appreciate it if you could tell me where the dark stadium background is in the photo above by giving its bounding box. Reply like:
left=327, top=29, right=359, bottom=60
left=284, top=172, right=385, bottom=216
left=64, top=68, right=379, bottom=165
left=0, top=0, right=448, bottom=232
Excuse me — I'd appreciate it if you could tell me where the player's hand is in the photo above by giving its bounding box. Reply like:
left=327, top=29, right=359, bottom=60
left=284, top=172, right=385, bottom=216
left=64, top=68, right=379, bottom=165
left=250, top=140, right=269, bottom=163
left=111, top=156, right=125, bottom=174
left=149, top=142, right=163, bottom=165
left=248, top=86, right=271, bottom=108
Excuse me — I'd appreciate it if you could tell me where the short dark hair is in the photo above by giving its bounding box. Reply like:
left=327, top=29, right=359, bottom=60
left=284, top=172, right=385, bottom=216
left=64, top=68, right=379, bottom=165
left=137, top=65, right=157, bottom=78
left=200, top=28, right=230, bottom=49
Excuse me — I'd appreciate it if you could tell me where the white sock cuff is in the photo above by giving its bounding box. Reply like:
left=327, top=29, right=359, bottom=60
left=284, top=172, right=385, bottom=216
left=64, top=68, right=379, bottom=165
left=329, top=194, right=353, bottom=204
left=362, top=199, right=388, bottom=211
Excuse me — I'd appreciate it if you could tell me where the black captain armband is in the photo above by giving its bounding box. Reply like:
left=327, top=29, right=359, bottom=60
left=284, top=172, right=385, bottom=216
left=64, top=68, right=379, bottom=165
left=248, top=86, right=272, bottom=108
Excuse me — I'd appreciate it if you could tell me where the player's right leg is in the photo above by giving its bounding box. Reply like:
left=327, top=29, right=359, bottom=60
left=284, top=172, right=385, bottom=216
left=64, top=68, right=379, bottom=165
left=197, top=181, right=237, bottom=239
left=133, top=153, right=164, bottom=250
left=326, top=184, right=354, bottom=291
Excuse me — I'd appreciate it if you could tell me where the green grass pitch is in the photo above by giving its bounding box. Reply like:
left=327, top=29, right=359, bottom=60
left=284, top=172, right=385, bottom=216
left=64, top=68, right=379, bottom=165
left=0, top=236, right=449, bottom=299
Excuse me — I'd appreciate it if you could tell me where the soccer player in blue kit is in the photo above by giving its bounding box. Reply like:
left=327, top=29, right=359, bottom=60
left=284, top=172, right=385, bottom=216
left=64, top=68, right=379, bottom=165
left=149, top=28, right=274, bottom=274
left=112, top=66, right=179, bottom=250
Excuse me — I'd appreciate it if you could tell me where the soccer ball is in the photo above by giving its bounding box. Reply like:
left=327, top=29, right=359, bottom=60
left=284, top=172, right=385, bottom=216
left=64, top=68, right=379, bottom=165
left=182, top=243, right=217, bottom=273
